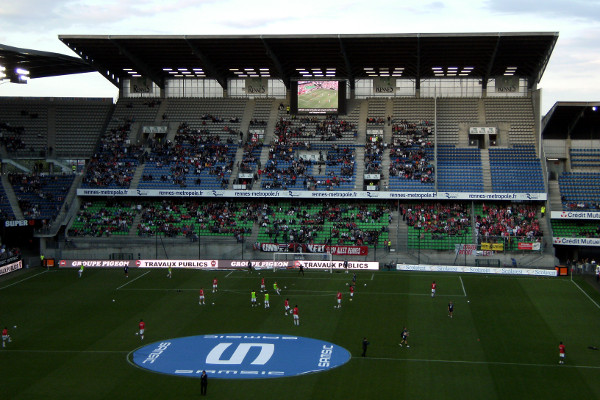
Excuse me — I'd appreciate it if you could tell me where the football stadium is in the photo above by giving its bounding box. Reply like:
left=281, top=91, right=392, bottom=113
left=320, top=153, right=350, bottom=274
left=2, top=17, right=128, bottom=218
left=1, top=33, right=600, bottom=399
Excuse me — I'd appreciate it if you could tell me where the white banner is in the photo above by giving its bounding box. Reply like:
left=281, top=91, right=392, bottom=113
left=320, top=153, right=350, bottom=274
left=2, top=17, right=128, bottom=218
left=364, top=174, right=381, bottom=180
left=397, top=263, right=557, bottom=276
left=553, top=237, right=600, bottom=247
left=137, top=260, right=218, bottom=269
left=77, top=188, right=546, bottom=201
left=551, top=211, right=600, bottom=220
left=142, top=126, right=168, bottom=134
left=0, top=259, right=23, bottom=276
left=469, top=127, right=497, bottom=135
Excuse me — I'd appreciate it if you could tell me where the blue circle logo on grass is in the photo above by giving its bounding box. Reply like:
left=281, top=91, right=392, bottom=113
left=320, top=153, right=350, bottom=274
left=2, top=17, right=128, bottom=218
left=131, top=333, right=351, bottom=379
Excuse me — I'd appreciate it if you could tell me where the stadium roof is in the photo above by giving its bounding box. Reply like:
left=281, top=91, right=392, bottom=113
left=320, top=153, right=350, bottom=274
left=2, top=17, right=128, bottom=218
left=0, top=43, right=95, bottom=82
left=542, top=101, right=600, bottom=140
left=59, top=32, right=558, bottom=90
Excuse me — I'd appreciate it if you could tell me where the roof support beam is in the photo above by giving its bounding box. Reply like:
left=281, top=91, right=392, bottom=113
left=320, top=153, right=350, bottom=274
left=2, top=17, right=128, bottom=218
left=483, top=35, right=501, bottom=90
left=108, top=38, right=164, bottom=89
left=61, top=40, right=120, bottom=87
left=261, top=37, right=289, bottom=89
left=416, top=35, right=420, bottom=90
left=531, top=36, right=558, bottom=89
left=184, top=37, right=227, bottom=90
left=338, top=37, right=354, bottom=89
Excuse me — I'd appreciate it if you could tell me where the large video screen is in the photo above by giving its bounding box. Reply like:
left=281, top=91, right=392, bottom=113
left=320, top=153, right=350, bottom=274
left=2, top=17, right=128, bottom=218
left=293, top=80, right=343, bottom=114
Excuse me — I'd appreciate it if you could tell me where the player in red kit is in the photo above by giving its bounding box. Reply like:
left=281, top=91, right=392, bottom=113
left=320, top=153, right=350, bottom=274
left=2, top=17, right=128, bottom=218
left=559, top=342, right=566, bottom=364
left=2, top=327, right=12, bottom=347
left=431, top=281, right=437, bottom=298
left=260, top=277, right=265, bottom=292
left=293, top=305, right=300, bottom=325
left=349, top=284, right=354, bottom=301
left=199, top=288, right=205, bottom=305
left=284, top=298, right=290, bottom=315
left=212, top=278, right=218, bottom=293
left=138, top=319, right=145, bottom=340
left=336, top=291, right=342, bottom=308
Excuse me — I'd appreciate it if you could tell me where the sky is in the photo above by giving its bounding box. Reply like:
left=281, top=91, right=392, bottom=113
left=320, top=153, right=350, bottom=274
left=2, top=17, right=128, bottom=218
left=1, top=0, right=599, bottom=116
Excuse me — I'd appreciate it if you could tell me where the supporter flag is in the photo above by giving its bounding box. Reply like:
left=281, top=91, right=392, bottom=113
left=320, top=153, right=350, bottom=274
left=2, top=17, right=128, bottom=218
left=245, top=78, right=267, bottom=95
left=494, top=76, right=519, bottom=93
left=373, top=77, right=396, bottom=94
left=129, top=77, right=153, bottom=94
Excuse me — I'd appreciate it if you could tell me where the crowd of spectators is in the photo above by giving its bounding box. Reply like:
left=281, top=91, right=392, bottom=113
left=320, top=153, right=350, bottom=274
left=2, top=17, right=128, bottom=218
left=68, top=199, right=136, bottom=237
left=274, top=115, right=356, bottom=142
left=82, top=124, right=144, bottom=188
left=475, top=203, right=542, bottom=240
left=365, top=135, right=384, bottom=174
left=142, top=124, right=234, bottom=188
left=136, top=200, right=253, bottom=241
left=259, top=202, right=390, bottom=246
left=8, top=173, right=71, bottom=220
left=402, top=203, right=470, bottom=237
left=0, top=122, right=27, bottom=152
left=562, top=199, right=600, bottom=211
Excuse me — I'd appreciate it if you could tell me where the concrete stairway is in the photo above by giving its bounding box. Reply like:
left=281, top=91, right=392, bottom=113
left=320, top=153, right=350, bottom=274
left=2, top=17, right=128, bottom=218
left=480, top=148, right=492, bottom=192
left=1, top=175, right=24, bottom=219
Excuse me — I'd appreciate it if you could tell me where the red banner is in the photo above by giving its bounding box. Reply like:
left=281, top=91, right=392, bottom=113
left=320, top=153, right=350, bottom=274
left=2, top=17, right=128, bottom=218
left=517, top=242, right=541, bottom=251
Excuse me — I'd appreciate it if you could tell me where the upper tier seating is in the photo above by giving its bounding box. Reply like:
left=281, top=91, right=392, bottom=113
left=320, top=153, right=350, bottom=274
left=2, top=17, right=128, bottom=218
left=9, top=173, right=74, bottom=221
left=436, top=145, right=483, bottom=192
left=559, top=172, right=600, bottom=210
left=489, top=145, right=545, bottom=193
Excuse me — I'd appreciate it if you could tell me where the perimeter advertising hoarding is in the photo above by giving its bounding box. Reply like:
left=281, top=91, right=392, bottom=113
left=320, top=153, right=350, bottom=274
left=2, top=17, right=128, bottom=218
left=0, top=259, right=23, bottom=277
left=58, top=259, right=379, bottom=270
left=397, top=263, right=557, bottom=276
left=77, top=188, right=547, bottom=201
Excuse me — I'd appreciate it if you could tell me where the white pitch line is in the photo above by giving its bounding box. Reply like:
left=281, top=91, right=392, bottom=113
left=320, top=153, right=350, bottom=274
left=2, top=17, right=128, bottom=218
left=352, top=356, right=600, bottom=370
left=2, top=349, right=128, bottom=354
left=225, top=270, right=234, bottom=278
left=116, top=270, right=151, bottom=290
left=0, top=270, right=48, bottom=290
left=371, top=273, right=374, bottom=281
left=459, top=276, right=467, bottom=297
left=570, top=279, right=600, bottom=310
left=119, top=287, right=464, bottom=297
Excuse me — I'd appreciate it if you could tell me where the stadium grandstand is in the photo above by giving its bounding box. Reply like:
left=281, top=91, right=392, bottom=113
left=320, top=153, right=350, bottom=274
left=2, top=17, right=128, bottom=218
left=1, top=32, right=599, bottom=272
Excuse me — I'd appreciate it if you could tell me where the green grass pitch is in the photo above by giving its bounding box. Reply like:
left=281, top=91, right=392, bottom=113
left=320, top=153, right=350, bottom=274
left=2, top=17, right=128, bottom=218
left=298, top=89, right=338, bottom=110
left=1, top=267, right=600, bottom=399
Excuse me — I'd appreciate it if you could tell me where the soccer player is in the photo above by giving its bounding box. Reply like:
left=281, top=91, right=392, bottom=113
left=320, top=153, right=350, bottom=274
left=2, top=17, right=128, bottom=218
left=264, top=292, right=270, bottom=309
left=124, top=265, right=129, bottom=278
left=251, top=290, right=257, bottom=307
left=336, top=290, right=342, bottom=308
left=212, top=277, right=218, bottom=293
left=344, top=260, right=349, bottom=274
left=399, top=327, right=410, bottom=347
left=273, top=282, right=281, bottom=295
left=199, top=288, right=205, bottom=305
left=284, top=298, right=291, bottom=315
left=349, top=284, right=354, bottom=301
left=2, top=327, right=12, bottom=348
left=559, top=342, right=566, bottom=364
left=138, top=319, right=145, bottom=340
left=260, top=277, right=266, bottom=292
left=247, top=260, right=253, bottom=274
left=78, top=264, right=84, bottom=278
left=448, top=301, right=454, bottom=318
left=298, top=263, right=305, bottom=276
left=431, top=281, right=437, bottom=298
left=352, top=272, right=357, bottom=285
left=361, top=337, right=370, bottom=357
left=167, top=266, right=172, bottom=279
left=293, top=305, right=300, bottom=325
